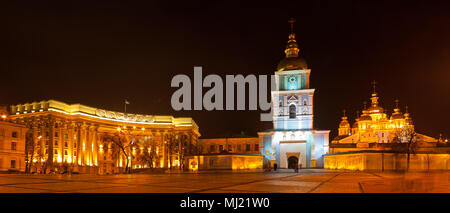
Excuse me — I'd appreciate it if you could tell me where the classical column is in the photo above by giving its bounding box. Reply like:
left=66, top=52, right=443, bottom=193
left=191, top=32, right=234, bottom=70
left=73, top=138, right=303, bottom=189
left=47, top=116, right=55, bottom=172
left=73, top=122, right=82, bottom=173
left=92, top=125, right=99, bottom=168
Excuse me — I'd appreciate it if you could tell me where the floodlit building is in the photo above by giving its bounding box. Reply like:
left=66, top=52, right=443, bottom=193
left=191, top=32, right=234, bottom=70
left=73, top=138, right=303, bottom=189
left=8, top=100, right=200, bottom=174
left=325, top=86, right=450, bottom=171
left=186, top=137, right=263, bottom=171
left=198, top=138, right=260, bottom=155
left=0, top=107, right=26, bottom=172
left=258, top=20, right=330, bottom=169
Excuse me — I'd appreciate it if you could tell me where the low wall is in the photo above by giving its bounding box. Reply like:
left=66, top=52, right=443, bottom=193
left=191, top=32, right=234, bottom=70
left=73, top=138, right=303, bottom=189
left=185, top=154, right=263, bottom=171
left=325, top=152, right=450, bottom=171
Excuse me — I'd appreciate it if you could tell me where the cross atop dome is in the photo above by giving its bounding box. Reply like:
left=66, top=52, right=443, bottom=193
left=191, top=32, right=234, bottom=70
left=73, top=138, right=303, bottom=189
left=371, top=80, right=377, bottom=95
left=277, top=18, right=308, bottom=71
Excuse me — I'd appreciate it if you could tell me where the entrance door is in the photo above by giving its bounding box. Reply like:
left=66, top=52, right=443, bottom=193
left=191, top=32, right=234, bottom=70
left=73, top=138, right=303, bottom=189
left=288, top=156, right=298, bottom=169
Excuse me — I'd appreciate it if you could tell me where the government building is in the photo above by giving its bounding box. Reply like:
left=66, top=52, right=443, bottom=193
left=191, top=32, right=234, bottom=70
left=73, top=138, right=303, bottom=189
left=7, top=100, right=200, bottom=174
left=325, top=86, right=450, bottom=171
left=257, top=20, right=330, bottom=169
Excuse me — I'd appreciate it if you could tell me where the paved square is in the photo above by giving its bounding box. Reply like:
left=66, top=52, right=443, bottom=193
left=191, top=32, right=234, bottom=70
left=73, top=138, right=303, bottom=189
left=0, top=169, right=449, bottom=193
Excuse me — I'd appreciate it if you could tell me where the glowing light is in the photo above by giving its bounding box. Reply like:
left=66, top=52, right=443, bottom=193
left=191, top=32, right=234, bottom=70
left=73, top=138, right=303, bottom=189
left=117, top=127, right=121, bottom=131
left=141, top=127, right=145, bottom=131
left=1, top=115, right=6, bottom=119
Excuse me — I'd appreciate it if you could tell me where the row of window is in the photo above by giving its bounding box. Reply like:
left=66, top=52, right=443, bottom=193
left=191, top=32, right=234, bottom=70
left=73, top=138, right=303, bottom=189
left=208, top=144, right=259, bottom=152
left=0, top=130, right=19, bottom=138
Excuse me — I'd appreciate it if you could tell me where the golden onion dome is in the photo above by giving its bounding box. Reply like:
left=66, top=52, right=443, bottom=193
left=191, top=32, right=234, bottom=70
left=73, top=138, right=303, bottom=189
left=339, top=118, right=350, bottom=128
left=359, top=110, right=372, bottom=121
left=390, top=114, right=404, bottom=120
left=277, top=21, right=308, bottom=72
left=277, top=56, right=308, bottom=71
left=367, top=105, right=384, bottom=113
left=390, top=108, right=404, bottom=120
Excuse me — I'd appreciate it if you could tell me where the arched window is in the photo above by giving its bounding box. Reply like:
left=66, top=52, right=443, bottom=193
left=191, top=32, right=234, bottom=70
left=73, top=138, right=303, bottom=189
left=289, top=105, right=296, bottom=119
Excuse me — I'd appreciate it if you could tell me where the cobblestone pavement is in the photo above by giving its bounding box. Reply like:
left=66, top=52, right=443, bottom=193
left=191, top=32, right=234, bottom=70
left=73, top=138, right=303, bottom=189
left=0, top=169, right=449, bottom=193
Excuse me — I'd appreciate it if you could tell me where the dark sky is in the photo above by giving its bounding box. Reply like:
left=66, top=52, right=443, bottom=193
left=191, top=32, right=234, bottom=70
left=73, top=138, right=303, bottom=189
left=1, top=1, right=449, bottom=139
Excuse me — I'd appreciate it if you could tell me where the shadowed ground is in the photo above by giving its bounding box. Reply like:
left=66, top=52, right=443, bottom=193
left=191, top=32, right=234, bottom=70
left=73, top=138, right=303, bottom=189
left=0, top=169, right=448, bottom=193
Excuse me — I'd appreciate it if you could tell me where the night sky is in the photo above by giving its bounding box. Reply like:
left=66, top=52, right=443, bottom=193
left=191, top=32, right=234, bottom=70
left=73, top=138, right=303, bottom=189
left=1, top=1, right=449, bottom=139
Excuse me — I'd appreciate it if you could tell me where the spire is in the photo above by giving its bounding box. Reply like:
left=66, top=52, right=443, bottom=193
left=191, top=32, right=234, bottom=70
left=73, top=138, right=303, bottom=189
left=284, top=18, right=300, bottom=58
left=289, top=18, right=295, bottom=35
left=371, top=80, right=377, bottom=95
left=341, top=109, right=348, bottom=120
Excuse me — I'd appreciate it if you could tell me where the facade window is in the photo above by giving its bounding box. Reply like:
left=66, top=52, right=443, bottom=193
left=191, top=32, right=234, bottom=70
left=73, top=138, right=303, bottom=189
left=64, top=134, right=68, bottom=139
left=11, top=160, right=16, bottom=169
left=73, top=151, right=77, bottom=156
left=237, top=144, right=241, bottom=152
left=209, top=145, right=215, bottom=152
left=289, top=105, right=296, bottom=119
left=12, top=131, right=18, bottom=138
left=74, top=142, right=77, bottom=148
left=55, top=132, right=58, bottom=137
left=45, top=140, right=49, bottom=146
left=54, top=149, right=58, bottom=154
left=11, top=142, right=16, bottom=150
left=64, top=150, right=68, bottom=155
left=45, top=149, right=48, bottom=154
left=46, top=131, right=49, bottom=137
left=254, top=144, right=259, bottom=151
left=246, top=144, right=251, bottom=152
left=219, top=145, right=223, bottom=152
left=55, top=140, right=58, bottom=146
left=228, top=145, right=232, bottom=152
left=64, top=141, right=68, bottom=147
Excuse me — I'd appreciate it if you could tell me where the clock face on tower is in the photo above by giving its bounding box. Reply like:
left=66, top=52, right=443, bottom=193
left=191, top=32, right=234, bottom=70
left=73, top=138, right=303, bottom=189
left=289, top=76, right=296, bottom=83
left=288, top=75, right=298, bottom=90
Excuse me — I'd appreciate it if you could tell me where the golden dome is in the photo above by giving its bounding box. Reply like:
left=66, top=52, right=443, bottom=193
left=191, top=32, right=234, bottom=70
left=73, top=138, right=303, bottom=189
left=339, top=116, right=350, bottom=127
left=359, top=110, right=372, bottom=121
left=367, top=105, right=384, bottom=113
left=277, top=19, right=307, bottom=72
left=277, top=56, right=308, bottom=71
left=390, top=108, right=404, bottom=120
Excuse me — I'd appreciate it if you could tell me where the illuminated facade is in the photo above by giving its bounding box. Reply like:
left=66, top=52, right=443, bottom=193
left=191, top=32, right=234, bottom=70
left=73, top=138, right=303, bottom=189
left=198, top=138, right=260, bottom=155
left=332, top=87, right=437, bottom=149
left=258, top=20, right=330, bottom=169
left=8, top=100, right=200, bottom=174
left=0, top=108, right=26, bottom=172
left=325, top=85, right=450, bottom=171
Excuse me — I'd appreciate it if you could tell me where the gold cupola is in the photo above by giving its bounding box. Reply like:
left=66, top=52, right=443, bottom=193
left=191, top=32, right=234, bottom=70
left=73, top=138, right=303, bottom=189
left=390, top=99, right=404, bottom=120
left=277, top=18, right=308, bottom=71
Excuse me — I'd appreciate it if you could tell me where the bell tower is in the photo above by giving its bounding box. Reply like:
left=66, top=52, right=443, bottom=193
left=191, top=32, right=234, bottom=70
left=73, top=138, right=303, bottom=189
left=258, top=19, right=329, bottom=170
left=273, top=18, right=314, bottom=130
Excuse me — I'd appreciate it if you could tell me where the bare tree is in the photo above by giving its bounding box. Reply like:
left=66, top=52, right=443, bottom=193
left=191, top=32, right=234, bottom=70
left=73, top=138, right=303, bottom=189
left=24, top=131, right=36, bottom=173
left=392, top=125, right=417, bottom=171
left=102, top=133, right=132, bottom=173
